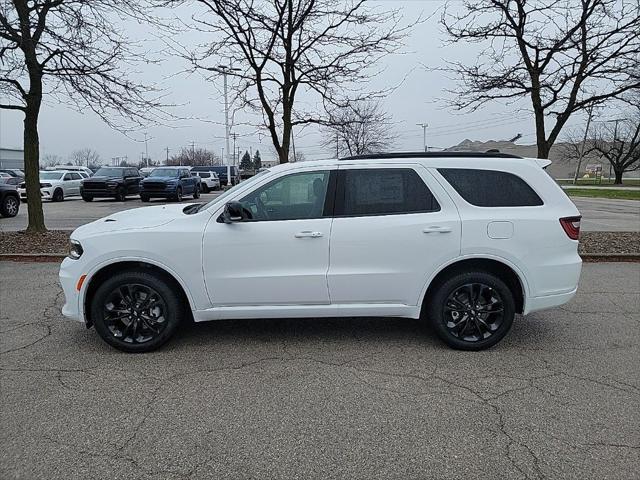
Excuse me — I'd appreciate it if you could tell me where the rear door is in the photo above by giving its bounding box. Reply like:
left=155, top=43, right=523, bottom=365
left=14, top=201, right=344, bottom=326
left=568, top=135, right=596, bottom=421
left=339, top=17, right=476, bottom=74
left=327, top=164, right=461, bottom=306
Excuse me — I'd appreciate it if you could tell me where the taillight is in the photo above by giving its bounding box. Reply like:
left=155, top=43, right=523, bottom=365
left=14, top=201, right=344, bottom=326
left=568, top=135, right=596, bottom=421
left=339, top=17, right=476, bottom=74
left=560, top=216, right=581, bottom=240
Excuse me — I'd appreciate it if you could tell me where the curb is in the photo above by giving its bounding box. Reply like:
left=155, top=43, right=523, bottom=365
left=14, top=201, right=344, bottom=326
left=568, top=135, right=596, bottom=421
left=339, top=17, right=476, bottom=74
left=1, top=253, right=639, bottom=263
left=0, top=253, right=66, bottom=263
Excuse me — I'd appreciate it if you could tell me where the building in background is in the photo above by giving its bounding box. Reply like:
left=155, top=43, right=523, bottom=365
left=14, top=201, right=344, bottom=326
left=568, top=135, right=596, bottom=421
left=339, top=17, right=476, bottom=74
left=0, top=148, right=24, bottom=170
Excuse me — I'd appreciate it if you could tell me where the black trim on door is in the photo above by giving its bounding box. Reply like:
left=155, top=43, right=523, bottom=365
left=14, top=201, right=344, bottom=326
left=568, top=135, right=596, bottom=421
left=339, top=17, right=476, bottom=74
left=322, top=170, right=338, bottom=217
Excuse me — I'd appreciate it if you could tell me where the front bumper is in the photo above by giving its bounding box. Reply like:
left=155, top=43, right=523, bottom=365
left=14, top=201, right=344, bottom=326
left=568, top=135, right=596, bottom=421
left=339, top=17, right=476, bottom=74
left=80, top=185, right=120, bottom=197
left=18, top=187, right=53, bottom=200
left=59, top=257, right=84, bottom=323
left=140, top=184, right=179, bottom=197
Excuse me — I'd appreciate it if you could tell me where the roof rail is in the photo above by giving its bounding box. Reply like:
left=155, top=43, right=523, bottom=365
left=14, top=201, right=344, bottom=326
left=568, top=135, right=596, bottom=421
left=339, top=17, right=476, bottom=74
left=340, top=151, right=523, bottom=160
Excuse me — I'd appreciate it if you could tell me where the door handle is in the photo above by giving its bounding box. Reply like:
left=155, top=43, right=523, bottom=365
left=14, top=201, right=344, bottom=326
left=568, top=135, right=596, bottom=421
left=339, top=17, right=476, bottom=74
left=294, top=231, right=323, bottom=238
left=422, top=226, right=452, bottom=234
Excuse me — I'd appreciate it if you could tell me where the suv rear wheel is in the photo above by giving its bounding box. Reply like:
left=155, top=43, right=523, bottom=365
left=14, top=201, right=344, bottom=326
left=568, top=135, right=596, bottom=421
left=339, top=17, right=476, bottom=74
left=52, top=188, right=64, bottom=202
left=426, top=271, right=515, bottom=351
left=90, top=270, right=184, bottom=353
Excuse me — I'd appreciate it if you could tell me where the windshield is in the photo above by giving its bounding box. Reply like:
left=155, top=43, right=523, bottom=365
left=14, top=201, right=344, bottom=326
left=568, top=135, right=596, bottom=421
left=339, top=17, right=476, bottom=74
left=94, top=168, right=123, bottom=177
left=186, top=170, right=270, bottom=215
left=149, top=168, right=180, bottom=178
left=40, top=172, right=64, bottom=180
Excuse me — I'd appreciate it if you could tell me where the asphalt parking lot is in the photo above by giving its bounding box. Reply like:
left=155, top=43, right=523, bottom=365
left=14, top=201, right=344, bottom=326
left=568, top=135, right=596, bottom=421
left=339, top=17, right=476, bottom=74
left=1, top=194, right=638, bottom=232
left=1, top=261, right=638, bottom=479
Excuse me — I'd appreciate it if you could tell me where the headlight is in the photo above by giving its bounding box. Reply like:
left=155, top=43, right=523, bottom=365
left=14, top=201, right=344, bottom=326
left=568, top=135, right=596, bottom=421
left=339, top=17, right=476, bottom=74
left=68, top=239, right=83, bottom=260
left=40, top=183, right=52, bottom=188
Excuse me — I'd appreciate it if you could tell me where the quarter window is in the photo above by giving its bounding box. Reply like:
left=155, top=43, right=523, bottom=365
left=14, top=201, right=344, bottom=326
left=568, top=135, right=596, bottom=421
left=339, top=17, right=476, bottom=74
left=438, top=168, right=543, bottom=207
left=336, top=168, right=440, bottom=216
left=239, top=171, right=331, bottom=221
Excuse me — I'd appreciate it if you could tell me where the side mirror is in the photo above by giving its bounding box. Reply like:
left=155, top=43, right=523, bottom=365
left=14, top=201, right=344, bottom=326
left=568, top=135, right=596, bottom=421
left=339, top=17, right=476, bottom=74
left=222, top=201, right=244, bottom=223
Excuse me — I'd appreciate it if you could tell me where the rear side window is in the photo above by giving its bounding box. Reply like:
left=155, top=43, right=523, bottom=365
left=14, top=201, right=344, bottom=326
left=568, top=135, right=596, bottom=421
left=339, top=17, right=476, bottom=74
left=337, top=168, right=440, bottom=216
left=199, top=172, right=211, bottom=178
left=438, top=168, right=543, bottom=207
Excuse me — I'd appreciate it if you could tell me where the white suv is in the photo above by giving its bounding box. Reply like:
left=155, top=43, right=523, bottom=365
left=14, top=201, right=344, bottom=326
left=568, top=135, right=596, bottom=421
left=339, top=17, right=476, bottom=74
left=191, top=170, right=221, bottom=193
left=59, top=152, right=582, bottom=352
left=19, top=170, right=88, bottom=202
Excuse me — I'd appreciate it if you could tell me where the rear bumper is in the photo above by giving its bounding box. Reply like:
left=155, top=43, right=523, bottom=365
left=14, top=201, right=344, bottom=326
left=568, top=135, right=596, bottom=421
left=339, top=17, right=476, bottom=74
left=524, top=287, right=578, bottom=315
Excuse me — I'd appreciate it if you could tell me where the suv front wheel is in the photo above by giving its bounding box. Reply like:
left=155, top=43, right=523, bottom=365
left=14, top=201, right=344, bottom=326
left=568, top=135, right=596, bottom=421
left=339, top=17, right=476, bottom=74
left=90, top=270, right=184, bottom=352
left=426, top=271, right=515, bottom=351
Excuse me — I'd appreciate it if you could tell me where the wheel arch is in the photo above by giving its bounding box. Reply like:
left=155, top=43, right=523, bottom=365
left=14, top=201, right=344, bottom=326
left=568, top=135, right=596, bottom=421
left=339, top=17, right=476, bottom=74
left=82, top=260, right=194, bottom=327
left=421, top=257, right=527, bottom=315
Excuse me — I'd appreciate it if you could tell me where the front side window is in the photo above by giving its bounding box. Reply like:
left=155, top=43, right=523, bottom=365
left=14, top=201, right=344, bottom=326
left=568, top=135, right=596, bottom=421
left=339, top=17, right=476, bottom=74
left=336, top=168, right=440, bottom=216
left=239, top=170, right=330, bottom=221
left=438, top=168, right=543, bottom=207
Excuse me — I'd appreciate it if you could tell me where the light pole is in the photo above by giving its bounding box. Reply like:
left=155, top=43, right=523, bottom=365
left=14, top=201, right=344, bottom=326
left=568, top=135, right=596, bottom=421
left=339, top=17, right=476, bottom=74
left=417, top=123, right=428, bottom=152
left=143, top=132, right=150, bottom=167
left=207, top=64, right=241, bottom=166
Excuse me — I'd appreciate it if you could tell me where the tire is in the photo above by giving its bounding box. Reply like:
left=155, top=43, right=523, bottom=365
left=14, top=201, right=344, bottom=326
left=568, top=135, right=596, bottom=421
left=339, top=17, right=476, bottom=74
left=1, top=194, right=19, bottom=217
left=175, top=187, right=182, bottom=202
left=201, top=184, right=209, bottom=194
left=90, top=270, right=184, bottom=353
left=52, top=188, right=64, bottom=202
left=140, top=194, right=150, bottom=202
left=193, top=186, right=200, bottom=199
left=82, top=195, right=93, bottom=202
left=425, top=271, right=515, bottom=351
left=115, top=187, right=126, bottom=202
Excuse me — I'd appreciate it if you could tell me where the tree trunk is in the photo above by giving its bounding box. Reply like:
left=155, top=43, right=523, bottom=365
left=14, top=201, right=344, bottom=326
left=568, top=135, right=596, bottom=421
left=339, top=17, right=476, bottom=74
left=614, top=169, right=623, bottom=185
left=23, top=102, right=46, bottom=233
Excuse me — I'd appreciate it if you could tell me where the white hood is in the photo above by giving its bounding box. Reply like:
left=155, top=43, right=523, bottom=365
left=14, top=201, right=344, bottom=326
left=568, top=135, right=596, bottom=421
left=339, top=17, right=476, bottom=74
left=72, top=203, right=195, bottom=238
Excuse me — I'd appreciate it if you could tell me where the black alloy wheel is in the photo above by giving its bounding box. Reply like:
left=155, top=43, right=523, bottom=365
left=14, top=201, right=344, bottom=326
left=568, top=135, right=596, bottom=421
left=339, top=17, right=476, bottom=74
left=426, top=272, right=515, bottom=351
left=91, top=271, right=183, bottom=352
left=1, top=194, right=19, bottom=217
left=175, top=187, right=183, bottom=202
left=443, top=283, right=505, bottom=342
left=193, top=186, right=200, bottom=199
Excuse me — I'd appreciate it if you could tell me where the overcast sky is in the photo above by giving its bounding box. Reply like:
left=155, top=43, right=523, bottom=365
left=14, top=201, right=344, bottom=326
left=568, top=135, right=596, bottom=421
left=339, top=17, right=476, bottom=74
left=0, top=0, right=595, bottom=165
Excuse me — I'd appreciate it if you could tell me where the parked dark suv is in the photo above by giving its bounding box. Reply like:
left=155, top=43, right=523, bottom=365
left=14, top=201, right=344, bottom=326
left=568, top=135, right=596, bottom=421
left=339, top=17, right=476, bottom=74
left=191, top=165, right=240, bottom=186
left=139, top=167, right=199, bottom=202
left=81, top=167, right=141, bottom=202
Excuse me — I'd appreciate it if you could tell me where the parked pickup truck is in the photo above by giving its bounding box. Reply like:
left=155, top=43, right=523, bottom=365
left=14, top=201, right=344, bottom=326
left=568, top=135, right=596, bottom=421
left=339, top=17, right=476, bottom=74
left=81, top=167, right=141, bottom=202
left=139, top=167, right=200, bottom=202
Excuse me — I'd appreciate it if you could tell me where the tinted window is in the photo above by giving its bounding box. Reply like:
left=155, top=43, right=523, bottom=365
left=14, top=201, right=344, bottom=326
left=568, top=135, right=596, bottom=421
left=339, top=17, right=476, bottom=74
left=337, top=168, right=440, bottom=216
left=70, top=173, right=82, bottom=180
left=239, top=171, right=330, bottom=221
left=438, top=169, right=543, bottom=207
left=199, top=172, right=211, bottom=178
left=63, top=173, right=73, bottom=181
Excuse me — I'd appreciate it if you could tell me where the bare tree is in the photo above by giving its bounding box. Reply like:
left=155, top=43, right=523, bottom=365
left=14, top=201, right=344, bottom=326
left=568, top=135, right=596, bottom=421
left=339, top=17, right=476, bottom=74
left=322, top=101, right=396, bottom=157
left=40, top=152, right=60, bottom=167
left=70, top=148, right=100, bottom=167
left=442, top=0, right=640, bottom=159
left=589, top=115, right=640, bottom=184
left=171, top=0, right=414, bottom=164
left=0, top=0, right=163, bottom=232
left=167, top=147, right=220, bottom=166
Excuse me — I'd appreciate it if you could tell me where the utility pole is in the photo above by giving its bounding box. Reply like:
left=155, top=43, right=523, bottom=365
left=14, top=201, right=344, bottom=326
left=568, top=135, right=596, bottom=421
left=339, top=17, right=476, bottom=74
left=573, top=106, right=594, bottom=185
left=207, top=63, right=241, bottom=166
left=336, top=133, right=339, bottom=158
left=231, top=133, right=239, bottom=166
left=189, top=141, right=196, bottom=167
left=417, top=123, right=428, bottom=152
left=165, top=147, right=170, bottom=165
left=291, top=127, right=297, bottom=162
left=143, top=132, right=150, bottom=167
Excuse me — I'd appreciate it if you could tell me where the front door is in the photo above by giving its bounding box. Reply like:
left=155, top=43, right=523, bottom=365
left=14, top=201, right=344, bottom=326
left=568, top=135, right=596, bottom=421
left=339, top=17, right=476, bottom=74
left=328, top=165, right=461, bottom=306
left=203, top=168, right=335, bottom=307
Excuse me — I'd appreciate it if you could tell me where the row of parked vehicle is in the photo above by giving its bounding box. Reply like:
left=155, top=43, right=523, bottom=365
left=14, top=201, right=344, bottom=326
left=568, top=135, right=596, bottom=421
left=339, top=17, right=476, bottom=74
left=14, top=165, right=242, bottom=203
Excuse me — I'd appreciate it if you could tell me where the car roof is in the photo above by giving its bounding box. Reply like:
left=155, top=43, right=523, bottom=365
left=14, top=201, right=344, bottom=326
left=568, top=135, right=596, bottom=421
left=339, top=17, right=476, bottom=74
left=263, top=151, right=541, bottom=174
